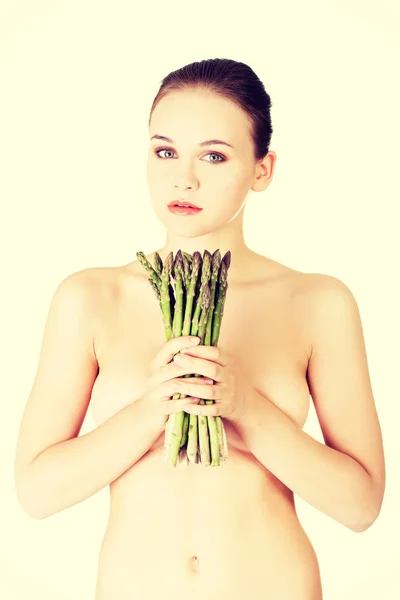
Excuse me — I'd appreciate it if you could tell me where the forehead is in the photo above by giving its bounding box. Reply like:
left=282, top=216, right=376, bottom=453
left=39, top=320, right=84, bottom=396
left=150, top=90, right=251, bottom=145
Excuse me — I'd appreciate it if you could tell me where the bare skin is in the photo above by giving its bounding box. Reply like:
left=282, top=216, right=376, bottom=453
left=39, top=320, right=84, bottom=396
left=91, top=251, right=323, bottom=600
left=14, top=88, right=384, bottom=598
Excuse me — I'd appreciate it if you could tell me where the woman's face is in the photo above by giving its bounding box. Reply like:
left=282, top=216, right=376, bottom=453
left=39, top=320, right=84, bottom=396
left=146, top=89, right=260, bottom=238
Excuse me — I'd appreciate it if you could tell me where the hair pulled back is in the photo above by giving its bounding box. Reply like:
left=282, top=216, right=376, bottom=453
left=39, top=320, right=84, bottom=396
left=148, top=58, right=274, bottom=163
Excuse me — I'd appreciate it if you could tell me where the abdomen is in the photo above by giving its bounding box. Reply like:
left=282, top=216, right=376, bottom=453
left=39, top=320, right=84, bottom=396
left=95, top=446, right=323, bottom=600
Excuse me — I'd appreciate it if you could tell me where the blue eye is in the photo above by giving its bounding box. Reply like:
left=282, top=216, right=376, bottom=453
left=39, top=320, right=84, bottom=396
left=154, top=147, right=225, bottom=164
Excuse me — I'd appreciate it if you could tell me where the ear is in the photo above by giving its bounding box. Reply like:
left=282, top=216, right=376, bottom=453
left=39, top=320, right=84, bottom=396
left=252, top=151, right=277, bottom=193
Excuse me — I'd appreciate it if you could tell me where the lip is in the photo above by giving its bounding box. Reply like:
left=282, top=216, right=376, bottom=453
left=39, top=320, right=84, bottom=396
left=168, top=200, right=202, bottom=210
left=168, top=205, right=203, bottom=216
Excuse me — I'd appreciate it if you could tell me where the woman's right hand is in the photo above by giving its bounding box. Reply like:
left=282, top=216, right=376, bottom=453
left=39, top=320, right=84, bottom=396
left=141, top=336, right=214, bottom=426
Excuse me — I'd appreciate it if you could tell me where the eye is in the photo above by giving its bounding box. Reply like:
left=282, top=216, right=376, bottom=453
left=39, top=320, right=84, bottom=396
left=154, top=147, right=225, bottom=164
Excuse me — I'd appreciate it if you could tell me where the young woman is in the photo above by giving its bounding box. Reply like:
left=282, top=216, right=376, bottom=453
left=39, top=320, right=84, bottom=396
left=14, top=58, right=385, bottom=599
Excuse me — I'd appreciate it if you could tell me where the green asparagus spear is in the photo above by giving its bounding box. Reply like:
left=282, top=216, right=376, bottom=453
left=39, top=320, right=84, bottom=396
left=165, top=251, right=188, bottom=467
left=204, top=249, right=221, bottom=346
left=160, top=252, right=174, bottom=341
left=198, top=399, right=211, bottom=466
left=154, top=252, right=163, bottom=278
left=136, top=251, right=162, bottom=289
left=211, top=265, right=229, bottom=462
left=172, top=250, right=185, bottom=339
left=180, top=412, right=189, bottom=448
left=187, top=410, right=199, bottom=464
left=182, top=253, right=191, bottom=289
left=191, top=251, right=211, bottom=336
left=211, top=260, right=227, bottom=346
left=197, top=282, right=210, bottom=344
left=201, top=250, right=222, bottom=466
left=182, top=252, right=201, bottom=337
left=196, top=263, right=215, bottom=465
left=182, top=251, right=193, bottom=264
left=222, top=250, right=231, bottom=271
left=148, top=278, right=161, bottom=310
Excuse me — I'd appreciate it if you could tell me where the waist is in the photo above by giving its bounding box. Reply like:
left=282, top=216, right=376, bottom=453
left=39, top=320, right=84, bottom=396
left=95, top=447, right=321, bottom=600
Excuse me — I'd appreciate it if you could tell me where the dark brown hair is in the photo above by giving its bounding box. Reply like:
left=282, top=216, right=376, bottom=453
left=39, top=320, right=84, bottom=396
left=148, top=58, right=274, bottom=163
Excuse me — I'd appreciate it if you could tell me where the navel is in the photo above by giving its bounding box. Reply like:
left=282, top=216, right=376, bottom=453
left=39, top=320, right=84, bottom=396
left=189, top=555, right=200, bottom=572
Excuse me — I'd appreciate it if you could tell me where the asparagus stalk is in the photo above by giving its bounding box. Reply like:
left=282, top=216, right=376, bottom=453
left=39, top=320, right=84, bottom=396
left=153, top=251, right=163, bottom=278
left=165, top=251, right=188, bottom=467
left=172, top=250, right=185, bottom=339
left=182, top=251, right=193, bottom=264
left=198, top=281, right=219, bottom=466
left=211, top=264, right=229, bottom=462
left=197, top=278, right=213, bottom=466
left=222, top=250, right=231, bottom=271
left=204, top=250, right=221, bottom=346
left=211, top=259, right=228, bottom=346
left=186, top=253, right=210, bottom=464
left=182, top=253, right=191, bottom=289
left=191, top=251, right=211, bottom=336
left=180, top=410, right=189, bottom=448
left=201, top=250, right=222, bottom=466
left=182, top=252, right=202, bottom=337
left=159, top=252, right=174, bottom=341
left=171, top=251, right=200, bottom=452
left=181, top=252, right=202, bottom=465
left=148, top=278, right=161, bottom=311
left=198, top=399, right=211, bottom=466
left=186, top=407, right=199, bottom=464
left=136, top=251, right=162, bottom=289
left=177, top=446, right=189, bottom=468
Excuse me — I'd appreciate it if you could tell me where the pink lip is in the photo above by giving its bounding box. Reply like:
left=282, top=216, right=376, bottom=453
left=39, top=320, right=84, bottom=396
left=168, top=200, right=202, bottom=210
left=167, top=205, right=203, bottom=215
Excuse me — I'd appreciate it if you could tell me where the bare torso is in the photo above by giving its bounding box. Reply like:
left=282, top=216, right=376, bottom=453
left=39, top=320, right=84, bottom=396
left=90, top=251, right=323, bottom=600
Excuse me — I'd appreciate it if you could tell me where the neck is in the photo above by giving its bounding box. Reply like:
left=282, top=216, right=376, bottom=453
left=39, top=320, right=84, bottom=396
left=156, top=211, right=254, bottom=281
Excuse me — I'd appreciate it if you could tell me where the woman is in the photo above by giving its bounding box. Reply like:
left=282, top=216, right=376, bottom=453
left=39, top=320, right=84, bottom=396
left=14, top=58, right=385, bottom=599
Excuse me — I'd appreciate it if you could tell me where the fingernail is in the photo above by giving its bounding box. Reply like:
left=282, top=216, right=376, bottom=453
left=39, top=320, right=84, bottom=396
left=189, top=337, right=200, bottom=344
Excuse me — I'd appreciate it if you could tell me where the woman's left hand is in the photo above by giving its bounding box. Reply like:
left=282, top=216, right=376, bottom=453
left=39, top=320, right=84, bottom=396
left=172, top=343, right=254, bottom=425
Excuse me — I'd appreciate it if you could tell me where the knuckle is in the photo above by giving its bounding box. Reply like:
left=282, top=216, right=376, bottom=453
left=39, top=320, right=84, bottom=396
left=210, top=365, right=219, bottom=380
left=172, top=378, right=182, bottom=391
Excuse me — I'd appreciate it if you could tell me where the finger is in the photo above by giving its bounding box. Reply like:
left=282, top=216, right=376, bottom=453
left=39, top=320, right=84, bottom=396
left=173, top=353, right=223, bottom=382
left=179, top=344, right=229, bottom=367
left=162, top=397, right=200, bottom=415
left=158, top=376, right=213, bottom=400
left=154, top=336, right=200, bottom=369
left=183, top=400, right=221, bottom=417
left=172, top=379, right=220, bottom=401
left=155, top=359, right=213, bottom=387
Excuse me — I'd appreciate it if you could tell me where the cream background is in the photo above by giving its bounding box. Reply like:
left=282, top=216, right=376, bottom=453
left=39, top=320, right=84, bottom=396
left=1, top=1, right=399, bottom=598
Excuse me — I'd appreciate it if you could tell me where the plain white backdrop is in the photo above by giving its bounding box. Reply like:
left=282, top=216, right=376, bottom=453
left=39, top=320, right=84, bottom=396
left=1, top=0, right=399, bottom=598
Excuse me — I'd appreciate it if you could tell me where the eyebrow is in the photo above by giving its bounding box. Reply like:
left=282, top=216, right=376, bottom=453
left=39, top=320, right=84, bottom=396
left=151, top=134, right=234, bottom=149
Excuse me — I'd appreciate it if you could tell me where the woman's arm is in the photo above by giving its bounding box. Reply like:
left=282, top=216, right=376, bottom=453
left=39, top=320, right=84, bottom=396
left=235, top=275, right=385, bottom=533
left=17, top=396, right=163, bottom=520
left=14, top=270, right=164, bottom=520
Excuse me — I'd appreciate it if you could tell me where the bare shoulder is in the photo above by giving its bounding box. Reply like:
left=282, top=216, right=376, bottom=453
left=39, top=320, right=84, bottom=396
left=266, top=265, right=358, bottom=360
left=293, top=270, right=357, bottom=312
left=291, top=271, right=362, bottom=359
left=67, top=264, right=125, bottom=302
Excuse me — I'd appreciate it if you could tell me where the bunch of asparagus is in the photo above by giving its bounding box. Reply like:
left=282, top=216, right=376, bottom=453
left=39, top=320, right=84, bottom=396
left=136, top=248, right=231, bottom=468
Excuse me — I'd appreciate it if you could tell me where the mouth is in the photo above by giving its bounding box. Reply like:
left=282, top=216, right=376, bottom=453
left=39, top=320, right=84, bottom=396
left=168, top=201, right=202, bottom=210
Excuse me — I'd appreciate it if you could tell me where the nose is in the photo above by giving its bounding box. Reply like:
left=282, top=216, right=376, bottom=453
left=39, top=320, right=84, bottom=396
left=175, top=178, right=198, bottom=193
